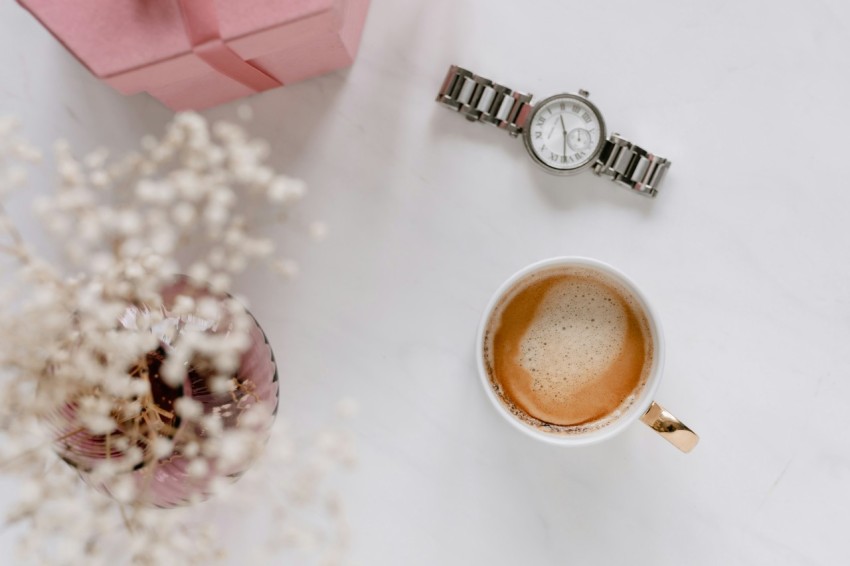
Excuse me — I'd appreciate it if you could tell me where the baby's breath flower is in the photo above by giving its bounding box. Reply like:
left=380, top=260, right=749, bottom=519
left=309, top=221, right=329, bottom=241
left=209, top=375, right=234, bottom=394
left=151, top=437, right=174, bottom=459
left=0, top=113, right=352, bottom=565
left=272, top=258, right=300, bottom=278
left=160, top=351, right=188, bottom=388
left=174, top=397, right=203, bottom=421
left=187, top=458, right=209, bottom=478
left=267, top=176, right=305, bottom=204
left=183, top=441, right=200, bottom=459
left=109, top=475, right=137, bottom=504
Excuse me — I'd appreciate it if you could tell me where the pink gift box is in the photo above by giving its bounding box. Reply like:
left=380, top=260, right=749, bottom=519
left=17, top=0, right=371, bottom=110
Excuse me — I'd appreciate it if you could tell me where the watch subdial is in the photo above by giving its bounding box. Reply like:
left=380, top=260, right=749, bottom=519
left=567, top=128, right=592, bottom=151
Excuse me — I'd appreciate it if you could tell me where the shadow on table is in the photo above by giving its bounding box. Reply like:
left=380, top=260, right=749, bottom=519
left=427, top=104, right=665, bottom=217
left=527, top=163, right=662, bottom=216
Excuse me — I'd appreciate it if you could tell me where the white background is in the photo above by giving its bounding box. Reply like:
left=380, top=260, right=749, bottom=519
left=2, top=0, right=850, bottom=564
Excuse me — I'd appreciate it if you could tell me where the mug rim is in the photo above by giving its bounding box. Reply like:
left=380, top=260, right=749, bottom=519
left=475, top=256, right=666, bottom=446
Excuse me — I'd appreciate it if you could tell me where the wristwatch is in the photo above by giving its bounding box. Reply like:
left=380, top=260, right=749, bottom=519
left=436, top=65, right=671, bottom=197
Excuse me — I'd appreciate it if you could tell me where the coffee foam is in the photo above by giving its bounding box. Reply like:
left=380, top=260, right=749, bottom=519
left=483, top=266, right=653, bottom=435
left=519, top=278, right=627, bottom=405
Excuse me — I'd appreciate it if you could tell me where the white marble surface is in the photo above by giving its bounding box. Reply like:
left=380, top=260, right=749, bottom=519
left=2, top=0, right=850, bottom=563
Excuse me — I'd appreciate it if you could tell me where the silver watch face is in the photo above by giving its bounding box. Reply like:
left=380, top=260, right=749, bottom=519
left=522, top=93, right=606, bottom=174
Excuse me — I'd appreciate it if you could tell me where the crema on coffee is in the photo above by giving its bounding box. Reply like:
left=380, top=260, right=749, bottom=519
left=483, top=266, right=653, bottom=434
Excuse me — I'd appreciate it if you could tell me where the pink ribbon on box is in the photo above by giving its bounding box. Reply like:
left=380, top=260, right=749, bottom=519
left=176, top=0, right=282, bottom=92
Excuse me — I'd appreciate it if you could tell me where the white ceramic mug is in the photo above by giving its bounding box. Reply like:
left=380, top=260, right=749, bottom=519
left=475, top=256, right=698, bottom=452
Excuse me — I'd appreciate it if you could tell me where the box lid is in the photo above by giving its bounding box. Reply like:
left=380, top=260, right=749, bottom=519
left=18, top=0, right=344, bottom=87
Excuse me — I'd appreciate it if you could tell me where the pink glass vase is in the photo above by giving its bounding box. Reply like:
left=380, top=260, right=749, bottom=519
left=47, top=278, right=279, bottom=508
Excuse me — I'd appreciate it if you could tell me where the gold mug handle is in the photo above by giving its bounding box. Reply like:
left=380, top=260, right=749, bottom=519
left=640, top=401, right=699, bottom=453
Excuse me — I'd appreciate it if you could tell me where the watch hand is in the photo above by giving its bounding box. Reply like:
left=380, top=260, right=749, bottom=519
left=560, top=116, right=568, bottom=156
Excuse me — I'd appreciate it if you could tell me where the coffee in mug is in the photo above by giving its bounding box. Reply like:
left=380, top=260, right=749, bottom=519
left=476, top=257, right=698, bottom=451
left=483, top=266, right=653, bottom=434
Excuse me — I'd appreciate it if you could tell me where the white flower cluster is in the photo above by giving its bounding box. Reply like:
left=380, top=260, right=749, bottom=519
left=0, top=112, right=354, bottom=565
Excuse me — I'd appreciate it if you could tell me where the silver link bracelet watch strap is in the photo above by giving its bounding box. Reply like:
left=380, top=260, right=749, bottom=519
left=592, top=134, right=670, bottom=197
left=436, top=65, right=671, bottom=197
left=436, top=65, right=533, bottom=137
